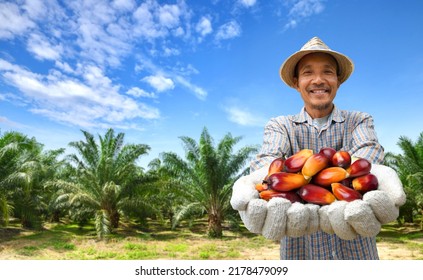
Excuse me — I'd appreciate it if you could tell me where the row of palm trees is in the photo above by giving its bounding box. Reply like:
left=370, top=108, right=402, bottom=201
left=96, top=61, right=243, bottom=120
left=0, top=128, right=422, bottom=238
left=0, top=127, right=257, bottom=238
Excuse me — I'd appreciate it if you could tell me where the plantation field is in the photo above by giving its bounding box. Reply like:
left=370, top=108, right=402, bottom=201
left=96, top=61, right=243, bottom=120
left=0, top=220, right=422, bottom=260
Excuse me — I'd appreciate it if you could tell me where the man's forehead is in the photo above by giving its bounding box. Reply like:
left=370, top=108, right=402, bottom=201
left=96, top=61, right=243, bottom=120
left=297, top=53, right=338, bottom=69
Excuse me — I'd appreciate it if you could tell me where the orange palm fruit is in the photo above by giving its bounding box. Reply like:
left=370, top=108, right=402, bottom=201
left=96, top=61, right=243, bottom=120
left=285, top=149, right=313, bottom=173
left=346, top=158, right=371, bottom=178
left=352, top=173, right=379, bottom=193
left=259, top=189, right=302, bottom=203
left=255, top=182, right=269, bottom=192
left=301, top=153, right=330, bottom=179
left=297, top=184, right=336, bottom=205
left=331, top=150, right=352, bottom=169
left=267, top=157, right=285, bottom=176
left=264, top=172, right=310, bottom=192
left=312, top=167, right=349, bottom=187
left=331, top=182, right=363, bottom=202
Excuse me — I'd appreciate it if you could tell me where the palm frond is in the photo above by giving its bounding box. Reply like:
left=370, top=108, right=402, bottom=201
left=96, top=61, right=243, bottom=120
left=95, top=209, right=110, bottom=239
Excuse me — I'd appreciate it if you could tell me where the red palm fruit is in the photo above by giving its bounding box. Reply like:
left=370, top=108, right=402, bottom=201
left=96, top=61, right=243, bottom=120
left=267, top=157, right=285, bottom=176
left=352, top=173, right=379, bottom=193
left=319, top=147, right=337, bottom=161
left=331, top=182, right=363, bottom=202
left=255, top=182, right=268, bottom=192
left=285, top=149, right=313, bottom=173
left=338, top=177, right=353, bottom=188
left=264, top=172, right=310, bottom=192
left=312, top=167, right=349, bottom=187
left=346, top=158, right=372, bottom=178
left=331, top=150, right=352, bottom=168
left=301, top=153, right=330, bottom=179
left=259, top=189, right=303, bottom=203
left=297, top=184, right=336, bottom=205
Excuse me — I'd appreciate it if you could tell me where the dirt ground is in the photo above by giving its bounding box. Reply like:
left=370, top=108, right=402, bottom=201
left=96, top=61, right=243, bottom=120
left=243, top=241, right=423, bottom=260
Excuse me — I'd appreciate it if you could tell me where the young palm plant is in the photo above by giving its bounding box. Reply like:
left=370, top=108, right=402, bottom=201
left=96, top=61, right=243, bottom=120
left=160, top=127, right=258, bottom=238
left=53, top=128, right=151, bottom=238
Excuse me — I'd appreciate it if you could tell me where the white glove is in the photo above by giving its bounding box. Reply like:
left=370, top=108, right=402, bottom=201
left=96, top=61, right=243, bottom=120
left=344, top=199, right=381, bottom=237
left=345, top=164, right=406, bottom=235
left=261, top=198, right=291, bottom=240
left=368, top=164, right=406, bottom=207
left=230, top=166, right=268, bottom=211
left=239, top=199, right=267, bottom=233
left=305, top=203, right=320, bottom=234
left=328, top=201, right=358, bottom=240
left=286, top=202, right=310, bottom=238
left=319, top=205, right=334, bottom=235
left=231, top=165, right=311, bottom=241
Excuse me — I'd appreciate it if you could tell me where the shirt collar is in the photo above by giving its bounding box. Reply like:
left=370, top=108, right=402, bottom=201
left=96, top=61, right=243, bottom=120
left=292, top=105, right=345, bottom=124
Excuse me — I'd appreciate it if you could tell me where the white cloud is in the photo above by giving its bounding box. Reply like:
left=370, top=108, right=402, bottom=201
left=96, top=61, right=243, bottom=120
left=0, top=2, right=35, bottom=39
left=174, top=76, right=207, bottom=100
left=0, top=116, right=27, bottom=129
left=0, top=59, right=160, bottom=128
left=112, top=0, right=136, bottom=11
left=238, top=0, right=257, bottom=8
left=196, top=16, right=213, bottom=37
left=284, top=0, right=325, bottom=30
left=27, top=33, right=63, bottom=61
left=142, top=74, right=175, bottom=92
left=158, top=4, right=182, bottom=28
left=225, top=106, right=266, bottom=127
left=126, top=87, right=157, bottom=98
left=215, top=20, right=241, bottom=41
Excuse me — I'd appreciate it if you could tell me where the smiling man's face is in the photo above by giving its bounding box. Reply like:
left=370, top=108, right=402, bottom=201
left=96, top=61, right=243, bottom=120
left=293, top=52, right=341, bottom=118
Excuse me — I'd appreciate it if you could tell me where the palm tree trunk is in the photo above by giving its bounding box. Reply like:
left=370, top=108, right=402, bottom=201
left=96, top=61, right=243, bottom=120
left=110, top=209, right=120, bottom=229
left=207, top=209, right=223, bottom=238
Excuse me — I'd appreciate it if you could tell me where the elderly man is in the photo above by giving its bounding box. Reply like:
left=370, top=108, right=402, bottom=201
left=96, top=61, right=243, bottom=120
left=231, top=37, right=406, bottom=260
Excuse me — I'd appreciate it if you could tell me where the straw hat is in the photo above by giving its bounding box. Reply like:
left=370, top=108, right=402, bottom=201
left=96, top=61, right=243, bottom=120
left=280, top=37, right=354, bottom=88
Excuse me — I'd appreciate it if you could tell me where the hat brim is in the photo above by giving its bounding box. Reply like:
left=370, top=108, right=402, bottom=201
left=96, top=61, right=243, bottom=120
left=280, top=49, right=354, bottom=88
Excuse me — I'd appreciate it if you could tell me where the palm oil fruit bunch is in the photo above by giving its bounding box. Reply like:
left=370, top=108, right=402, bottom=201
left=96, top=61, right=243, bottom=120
left=256, top=147, right=379, bottom=205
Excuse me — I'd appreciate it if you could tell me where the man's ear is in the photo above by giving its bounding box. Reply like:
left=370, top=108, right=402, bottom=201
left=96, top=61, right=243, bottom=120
left=293, top=77, right=299, bottom=90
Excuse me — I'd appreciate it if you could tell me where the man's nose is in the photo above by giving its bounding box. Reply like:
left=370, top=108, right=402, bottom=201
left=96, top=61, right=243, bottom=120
left=311, top=74, right=324, bottom=84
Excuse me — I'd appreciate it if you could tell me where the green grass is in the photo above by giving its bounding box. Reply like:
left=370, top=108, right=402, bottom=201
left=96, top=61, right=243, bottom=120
left=1, top=219, right=422, bottom=260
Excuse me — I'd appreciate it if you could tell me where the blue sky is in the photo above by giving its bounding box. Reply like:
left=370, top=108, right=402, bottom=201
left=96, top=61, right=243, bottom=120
left=0, top=0, right=422, bottom=168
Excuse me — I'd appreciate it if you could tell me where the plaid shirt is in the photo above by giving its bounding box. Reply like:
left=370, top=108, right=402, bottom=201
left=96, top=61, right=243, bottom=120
left=251, top=105, right=385, bottom=260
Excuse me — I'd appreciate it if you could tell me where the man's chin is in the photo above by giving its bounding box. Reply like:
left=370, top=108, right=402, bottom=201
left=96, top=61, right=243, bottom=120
left=310, top=103, right=333, bottom=111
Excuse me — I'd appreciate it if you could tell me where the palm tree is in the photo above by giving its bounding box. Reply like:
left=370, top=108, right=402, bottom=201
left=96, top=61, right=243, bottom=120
left=160, top=127, right=258, bottom=238
left=385, top=132, right=423, bottom=226
left=0, top=131, right=47, bottom=228
left=53, top=128, right=151, bottom=238
left=0, top=131, right=64, bottom=229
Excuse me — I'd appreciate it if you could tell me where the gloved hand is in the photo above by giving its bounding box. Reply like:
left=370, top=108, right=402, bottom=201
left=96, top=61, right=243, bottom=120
left=343, top=163, right=406, bottom=237
left=230, top=166, right=268, bottom=211
left=231, top=165, right=312, bottom=241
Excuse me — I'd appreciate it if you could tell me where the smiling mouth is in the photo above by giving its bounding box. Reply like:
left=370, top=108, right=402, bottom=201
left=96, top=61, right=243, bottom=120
left=309, top=88, right=330, bottom=94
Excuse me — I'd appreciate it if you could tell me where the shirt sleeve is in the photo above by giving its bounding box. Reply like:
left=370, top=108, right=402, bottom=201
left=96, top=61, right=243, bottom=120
left=348, top=113, right=385, bottom=164
left=250, top=117, right=291, bottom=172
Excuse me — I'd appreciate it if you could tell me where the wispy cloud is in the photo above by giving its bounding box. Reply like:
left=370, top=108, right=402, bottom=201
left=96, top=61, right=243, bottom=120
left=284, top=0, right=325, bottom=30
left=238, top=0, right=258, bottom=8
left=142, top=74, right=175, bottom=92
left=196, top=16, right=213, bottom=41
left=0, top=2, right=35, bottom=39
left=215, top=20, right=241, bottom=41
left=225, top=105, right=266, bottom=127
left=0, top=59, right=160, bottom=128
